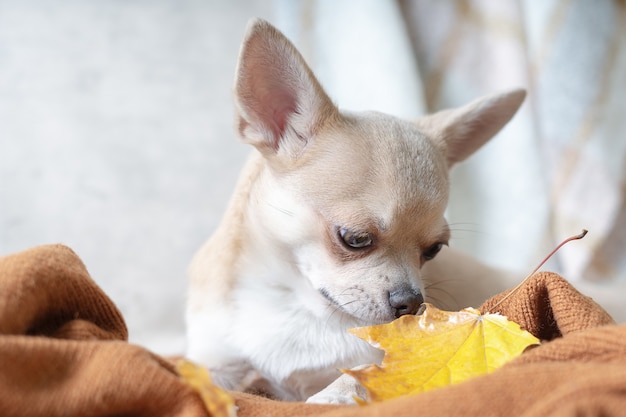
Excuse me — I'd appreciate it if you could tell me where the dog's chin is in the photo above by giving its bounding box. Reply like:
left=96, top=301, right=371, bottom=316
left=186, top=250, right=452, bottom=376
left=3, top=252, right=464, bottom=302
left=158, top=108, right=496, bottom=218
left=317, top=288, right=396, bottom=325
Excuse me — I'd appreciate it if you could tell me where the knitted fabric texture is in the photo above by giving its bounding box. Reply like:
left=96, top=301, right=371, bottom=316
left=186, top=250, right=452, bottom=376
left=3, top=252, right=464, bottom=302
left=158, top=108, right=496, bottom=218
left=0, top=244, right=208, bottom=417
left=0, top=244, right=621, bottom=417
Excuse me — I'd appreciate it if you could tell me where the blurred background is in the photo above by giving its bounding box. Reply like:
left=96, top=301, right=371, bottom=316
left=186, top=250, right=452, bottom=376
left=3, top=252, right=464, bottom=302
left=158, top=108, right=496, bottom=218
left=1, top=0, right=625, bottom=356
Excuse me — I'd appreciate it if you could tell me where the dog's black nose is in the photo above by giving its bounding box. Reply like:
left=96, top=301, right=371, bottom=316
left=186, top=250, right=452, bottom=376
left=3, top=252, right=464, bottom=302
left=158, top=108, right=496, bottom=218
left=389, top=287, right=424, bottom=318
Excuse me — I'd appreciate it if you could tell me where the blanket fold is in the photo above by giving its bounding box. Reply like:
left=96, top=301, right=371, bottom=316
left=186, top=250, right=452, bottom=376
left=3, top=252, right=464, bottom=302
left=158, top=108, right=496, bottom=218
left=479, top=271, right=614, bottom=340
left=0, top=244, right=623, bottom=417
left=0, top=245, right=209, bottom=417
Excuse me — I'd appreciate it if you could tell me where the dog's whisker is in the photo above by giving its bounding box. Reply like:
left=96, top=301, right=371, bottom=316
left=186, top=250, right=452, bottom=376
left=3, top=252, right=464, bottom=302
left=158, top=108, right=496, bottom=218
left=323, top=299, right=358, bottom=328
left=320, top=287, right=374, bottom=329
left=448, top=229, right=484, bottom=235
left=447, top=222, right=480, bottom=227
left=424, top=281, right=463, bottom=309
left=424, top=294, right=454, bottom=311
left=266, top=202, right=295, bottom=217
left=425, top=277, right=467, bottom=287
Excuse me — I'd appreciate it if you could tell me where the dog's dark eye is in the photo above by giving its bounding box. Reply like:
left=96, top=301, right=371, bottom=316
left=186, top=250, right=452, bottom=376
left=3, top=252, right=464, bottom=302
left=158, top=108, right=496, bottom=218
left=422, top=243, right=444, bottom=261
left=339, top=228, right=373, bottom=249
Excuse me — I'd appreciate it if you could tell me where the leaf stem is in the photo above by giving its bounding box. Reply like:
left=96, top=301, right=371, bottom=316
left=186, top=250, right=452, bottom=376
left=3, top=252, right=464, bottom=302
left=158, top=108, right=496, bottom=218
left=487, top=229, right=588, bottom=313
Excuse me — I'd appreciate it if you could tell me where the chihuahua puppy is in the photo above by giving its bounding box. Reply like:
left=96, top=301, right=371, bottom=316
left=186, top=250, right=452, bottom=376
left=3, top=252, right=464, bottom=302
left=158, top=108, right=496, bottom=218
left=186, top=18, right=525, bottom=403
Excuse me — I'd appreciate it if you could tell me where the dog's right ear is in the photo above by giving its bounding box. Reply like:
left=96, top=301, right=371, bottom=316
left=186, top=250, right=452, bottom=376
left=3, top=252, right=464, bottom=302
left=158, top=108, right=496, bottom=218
left=233, top=19, right=337, bottom=159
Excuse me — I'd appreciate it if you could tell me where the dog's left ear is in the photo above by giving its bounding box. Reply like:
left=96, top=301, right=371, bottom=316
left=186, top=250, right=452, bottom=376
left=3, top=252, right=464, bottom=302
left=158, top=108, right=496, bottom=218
left=423, top=89, right=526, bottom=168
left=233, top=19, right=338, bottom=159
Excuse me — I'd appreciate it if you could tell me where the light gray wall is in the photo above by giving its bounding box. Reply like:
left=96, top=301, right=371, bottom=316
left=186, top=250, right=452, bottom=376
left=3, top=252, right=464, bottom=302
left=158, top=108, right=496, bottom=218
left=0, top=0, right=273, bottom=354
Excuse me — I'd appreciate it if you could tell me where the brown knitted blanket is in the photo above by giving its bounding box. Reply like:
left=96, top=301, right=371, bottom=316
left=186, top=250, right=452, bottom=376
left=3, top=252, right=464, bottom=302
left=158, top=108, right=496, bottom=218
left=0, top=244, right=621, bottom=417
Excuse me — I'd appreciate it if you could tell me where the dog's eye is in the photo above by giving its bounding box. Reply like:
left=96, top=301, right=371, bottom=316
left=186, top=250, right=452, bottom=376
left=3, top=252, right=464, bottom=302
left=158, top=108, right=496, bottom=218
left=339, top=228, right=373, bottom=249
left=422, top=243, right=444, bottom=261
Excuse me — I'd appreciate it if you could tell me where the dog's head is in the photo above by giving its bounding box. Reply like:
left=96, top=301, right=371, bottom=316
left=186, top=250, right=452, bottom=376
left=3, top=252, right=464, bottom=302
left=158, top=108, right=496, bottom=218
left=234, top=19, right=525, bottom=325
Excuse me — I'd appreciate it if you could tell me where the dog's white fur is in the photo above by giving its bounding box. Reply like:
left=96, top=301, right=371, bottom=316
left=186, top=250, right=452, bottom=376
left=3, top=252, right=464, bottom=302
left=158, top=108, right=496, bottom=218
left=186, top=18, right=525, bottom=403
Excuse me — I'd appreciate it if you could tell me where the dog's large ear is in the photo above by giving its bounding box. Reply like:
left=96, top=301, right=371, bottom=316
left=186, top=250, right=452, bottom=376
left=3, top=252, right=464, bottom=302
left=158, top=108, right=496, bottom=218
left=423, top=89, right=526, bottom=168
left=233, top=19, right=337, bottom=158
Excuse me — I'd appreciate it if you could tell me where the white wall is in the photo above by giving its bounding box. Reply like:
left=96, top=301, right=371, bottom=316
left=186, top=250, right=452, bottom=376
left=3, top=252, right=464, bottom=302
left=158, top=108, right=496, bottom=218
left=0, top=0, right=273, bottom=355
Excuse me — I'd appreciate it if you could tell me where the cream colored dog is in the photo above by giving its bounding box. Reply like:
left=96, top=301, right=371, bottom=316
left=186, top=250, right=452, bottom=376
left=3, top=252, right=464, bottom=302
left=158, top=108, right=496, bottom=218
left=186, top=18, right=525, bottom=403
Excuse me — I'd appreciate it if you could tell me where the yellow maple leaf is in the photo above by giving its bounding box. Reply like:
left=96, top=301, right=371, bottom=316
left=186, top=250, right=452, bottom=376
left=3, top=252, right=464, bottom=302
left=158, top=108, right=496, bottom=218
left=176, top=359, right=237, bottom=417
left=345, top=303, right=540, bottom=402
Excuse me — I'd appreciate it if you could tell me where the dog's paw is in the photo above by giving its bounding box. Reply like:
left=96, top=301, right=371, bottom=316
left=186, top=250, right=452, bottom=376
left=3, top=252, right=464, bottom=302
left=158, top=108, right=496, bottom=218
left=306, top=388, right=357, bottom=405
left=305, top=373, right=366, bottom=405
